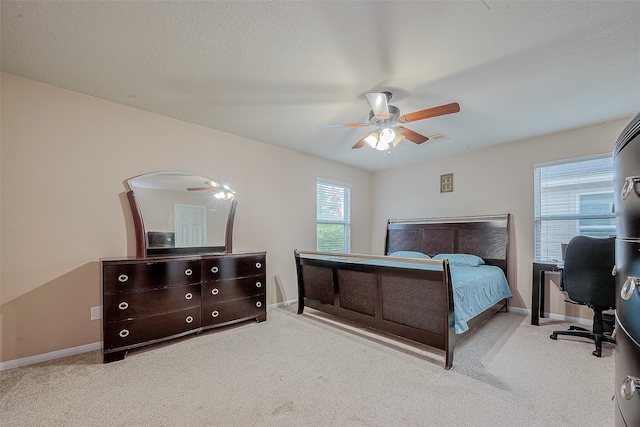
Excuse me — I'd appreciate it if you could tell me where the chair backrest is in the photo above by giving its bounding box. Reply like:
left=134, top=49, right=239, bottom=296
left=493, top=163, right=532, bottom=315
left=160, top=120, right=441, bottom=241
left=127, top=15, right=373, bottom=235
left=562, top=235, right=616, bottom=309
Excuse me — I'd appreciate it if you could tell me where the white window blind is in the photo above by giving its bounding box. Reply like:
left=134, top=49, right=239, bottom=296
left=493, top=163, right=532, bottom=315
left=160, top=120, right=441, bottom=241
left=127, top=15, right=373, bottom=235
left=534, top=154, right=614, bottom=261
left=317, top=178, right=351, bottom=253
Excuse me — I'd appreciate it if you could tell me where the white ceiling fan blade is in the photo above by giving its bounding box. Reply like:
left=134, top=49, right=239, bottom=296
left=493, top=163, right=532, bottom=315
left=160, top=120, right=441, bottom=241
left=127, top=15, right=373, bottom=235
left=366, top=92, right=389, bottom=120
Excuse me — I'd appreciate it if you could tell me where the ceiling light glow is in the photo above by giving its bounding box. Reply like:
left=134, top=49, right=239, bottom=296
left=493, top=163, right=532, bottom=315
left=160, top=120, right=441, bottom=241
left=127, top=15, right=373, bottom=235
left=379, top=127, right=395, bottom=144
left=364, top=133, right=379, bottom=148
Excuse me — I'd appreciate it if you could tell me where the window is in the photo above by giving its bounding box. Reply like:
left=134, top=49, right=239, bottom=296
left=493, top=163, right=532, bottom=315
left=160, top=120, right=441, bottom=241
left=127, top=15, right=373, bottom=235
left=317, top=178, right=351, bottom=253
left=534, top=154, right=614, bottom=261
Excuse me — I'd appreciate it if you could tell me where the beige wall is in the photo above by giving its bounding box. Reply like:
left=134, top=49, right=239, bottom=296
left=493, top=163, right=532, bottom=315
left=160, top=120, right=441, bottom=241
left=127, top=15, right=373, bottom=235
left=1, top=72, right=632, bottom=365
left=370, top=117, right=630, bottom=318
left=0, top=73, right=372, bottom=363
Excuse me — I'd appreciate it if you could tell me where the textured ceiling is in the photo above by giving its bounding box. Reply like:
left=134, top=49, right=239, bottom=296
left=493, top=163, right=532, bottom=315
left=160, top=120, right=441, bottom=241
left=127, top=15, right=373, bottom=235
left=2, top=1, right=640, bottom=171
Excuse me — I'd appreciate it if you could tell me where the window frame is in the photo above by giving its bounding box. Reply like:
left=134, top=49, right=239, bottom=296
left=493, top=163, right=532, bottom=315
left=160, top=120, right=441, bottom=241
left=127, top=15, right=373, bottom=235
left=534, top=153, right=614, bottom=262
left=316, top=177, right=351, bottom=253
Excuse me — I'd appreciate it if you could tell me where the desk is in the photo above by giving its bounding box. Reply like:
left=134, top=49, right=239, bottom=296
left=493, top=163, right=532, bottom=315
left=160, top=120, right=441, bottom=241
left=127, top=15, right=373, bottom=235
left=532, top=261, right=563, bottom=325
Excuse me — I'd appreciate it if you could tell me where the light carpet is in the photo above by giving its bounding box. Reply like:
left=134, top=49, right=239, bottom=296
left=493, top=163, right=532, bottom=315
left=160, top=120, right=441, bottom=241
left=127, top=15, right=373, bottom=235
left=0, top=305, right=616, bottom=426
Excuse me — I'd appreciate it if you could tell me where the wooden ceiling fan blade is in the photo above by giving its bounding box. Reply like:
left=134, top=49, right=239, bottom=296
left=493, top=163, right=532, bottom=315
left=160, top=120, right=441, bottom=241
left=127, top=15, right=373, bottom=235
left=352, top=138, right=366, bottom=149
left=396, top=126, right=429, bottom=144
left=352, top=131, right=377, bottom=149
left=366, top=92, right=390, bottom=119
left=187, top=186, right=214, bottom=191
left=317, top=122, right=371, bottom=129
left=398, top=102, right=460, bottom=123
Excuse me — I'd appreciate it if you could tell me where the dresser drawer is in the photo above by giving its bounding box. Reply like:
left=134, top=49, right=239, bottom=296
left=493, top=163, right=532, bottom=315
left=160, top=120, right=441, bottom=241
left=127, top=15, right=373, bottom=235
left=615, top=239, right=640, bottom=341
left=202, top=294, right=266, bottom=327
left=104, top=283, right=201, bottom=321
left=614, top=136, right=640, bottom=238
left=202, top=276, right=265, bottom=304
left=202, top=254, right=265, bottom=281
left=103, top=259, right=201, bottom=292
left=104, top=306, right=201, bottom=350
left=615, top=318, right=640, bottom=427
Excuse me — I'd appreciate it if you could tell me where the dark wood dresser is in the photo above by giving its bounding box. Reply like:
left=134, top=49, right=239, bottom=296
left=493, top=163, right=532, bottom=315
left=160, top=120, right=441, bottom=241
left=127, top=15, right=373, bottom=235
left=102, top=251, right=266, bottom=363
left=201, top=253, right=267, bottom=327
left=613, top=111, right=640, bottom=426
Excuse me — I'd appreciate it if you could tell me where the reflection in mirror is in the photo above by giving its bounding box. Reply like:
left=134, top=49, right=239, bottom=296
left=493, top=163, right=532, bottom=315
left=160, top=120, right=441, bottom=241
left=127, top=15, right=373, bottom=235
left=126, top=171, right=237, bottom=257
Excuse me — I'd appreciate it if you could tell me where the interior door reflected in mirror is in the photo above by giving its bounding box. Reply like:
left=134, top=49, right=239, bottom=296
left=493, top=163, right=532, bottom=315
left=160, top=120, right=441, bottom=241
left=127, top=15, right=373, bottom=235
left=125, top=171, right=237, bottom=257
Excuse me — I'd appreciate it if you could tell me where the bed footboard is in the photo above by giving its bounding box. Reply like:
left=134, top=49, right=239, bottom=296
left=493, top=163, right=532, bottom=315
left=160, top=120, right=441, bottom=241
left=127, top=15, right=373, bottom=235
left=294, top=250, right=461, bottom=369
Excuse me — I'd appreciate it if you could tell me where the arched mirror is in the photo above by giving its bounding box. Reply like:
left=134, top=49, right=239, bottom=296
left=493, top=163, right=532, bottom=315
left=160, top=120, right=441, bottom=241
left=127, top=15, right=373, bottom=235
left=125, top=171, right=237, bottom=257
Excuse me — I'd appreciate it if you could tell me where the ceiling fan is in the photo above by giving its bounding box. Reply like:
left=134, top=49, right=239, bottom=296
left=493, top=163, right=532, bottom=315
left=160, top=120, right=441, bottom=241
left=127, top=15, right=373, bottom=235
left=317, top=92, right=460, bottom=151
left=187, top=181, right=236, bottom=200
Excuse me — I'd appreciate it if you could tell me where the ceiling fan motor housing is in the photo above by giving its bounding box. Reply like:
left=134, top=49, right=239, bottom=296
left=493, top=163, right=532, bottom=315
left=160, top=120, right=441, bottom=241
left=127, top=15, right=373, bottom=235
left=369, top=105, right=400, bottom=125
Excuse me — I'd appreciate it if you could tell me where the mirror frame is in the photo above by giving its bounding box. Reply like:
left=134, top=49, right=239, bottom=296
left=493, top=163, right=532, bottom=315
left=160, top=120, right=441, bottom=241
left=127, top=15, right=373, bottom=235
left=125, top=171, right=237, bottom=258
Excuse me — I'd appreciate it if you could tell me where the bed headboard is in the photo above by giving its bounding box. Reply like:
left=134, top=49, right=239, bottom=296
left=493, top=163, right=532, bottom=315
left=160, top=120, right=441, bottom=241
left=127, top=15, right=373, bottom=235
left=385, top=214, right=511, bottom=275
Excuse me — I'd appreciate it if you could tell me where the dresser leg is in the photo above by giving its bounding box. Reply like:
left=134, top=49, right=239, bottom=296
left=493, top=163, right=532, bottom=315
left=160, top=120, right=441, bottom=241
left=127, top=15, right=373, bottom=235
left=103, top=350, right=127, bottom=363
left=256, top=313, right=267, bottom=322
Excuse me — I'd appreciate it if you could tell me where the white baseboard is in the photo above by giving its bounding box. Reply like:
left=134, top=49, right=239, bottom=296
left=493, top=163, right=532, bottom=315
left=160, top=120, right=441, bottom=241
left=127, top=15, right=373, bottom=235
left=2, top=300, right=299, bottom=372
left=508, top=306, right=592, bottom=326
left=0, top=342, right=102, bottom=372
left=267, top=298, right=298, bottom=310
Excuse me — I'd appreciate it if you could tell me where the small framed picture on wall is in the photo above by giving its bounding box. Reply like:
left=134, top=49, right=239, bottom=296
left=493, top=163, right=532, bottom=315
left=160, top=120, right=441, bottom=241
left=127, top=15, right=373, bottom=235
left=440, top=173, right=453, bottom=193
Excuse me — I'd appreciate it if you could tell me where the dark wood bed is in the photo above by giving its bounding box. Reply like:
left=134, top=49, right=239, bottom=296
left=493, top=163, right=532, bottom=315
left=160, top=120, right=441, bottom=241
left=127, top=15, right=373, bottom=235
left=294, top=214, right=511, bottom=369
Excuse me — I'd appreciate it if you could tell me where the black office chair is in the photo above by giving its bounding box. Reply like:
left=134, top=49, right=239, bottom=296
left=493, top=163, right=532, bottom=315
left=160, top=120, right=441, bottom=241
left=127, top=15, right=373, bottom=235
left=549, top=235, right=616, bottom=357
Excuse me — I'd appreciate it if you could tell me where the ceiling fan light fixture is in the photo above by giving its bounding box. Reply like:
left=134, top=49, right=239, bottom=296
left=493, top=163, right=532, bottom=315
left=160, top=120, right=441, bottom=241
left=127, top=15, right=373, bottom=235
left=214, top=189, right=236, bottom=200
left=211, top=182, right=235, bottom=200
left=375, top=140, right=390, bottom=151
left=379, top=127, right=395, bottom=145
left=364, top=132, right=379, bottom=148
left=392, top=132, right=405, bottom=147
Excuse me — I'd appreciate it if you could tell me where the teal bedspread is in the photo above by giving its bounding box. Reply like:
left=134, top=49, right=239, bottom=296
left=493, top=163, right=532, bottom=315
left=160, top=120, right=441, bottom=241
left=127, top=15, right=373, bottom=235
left=359, top=259, right=512, bottom=334
left=448, top=264, right=511, bottom=333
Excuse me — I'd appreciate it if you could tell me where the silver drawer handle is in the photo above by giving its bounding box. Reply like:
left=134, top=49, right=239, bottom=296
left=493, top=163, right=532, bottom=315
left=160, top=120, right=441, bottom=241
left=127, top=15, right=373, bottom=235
left=211, top=288, right=219, bottom=295
left=118, top=274, right=129, bottom=283
left=256, top=281, right=262, bottom=288
left=621, top=277, right=639, bottom=301
left=119, top=329, right=130, bottom=338
left=211, top=310, right=219, bottom=317
left=185, top=269, right=193, bottom=276
left=185, top=316, right=194, bottom=324
left=256, top=301, right=262, bottom=308
left=621, top=176, right=640, bottom=201
left=211, top=266, right=219, bottom=273
left=118, top=302, right=129, bottom=310
left=621, top=375, right=640, bottom=400
left=185, top=292, right=193, bottom=300
left=256, top=262, right=262, bottom=269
